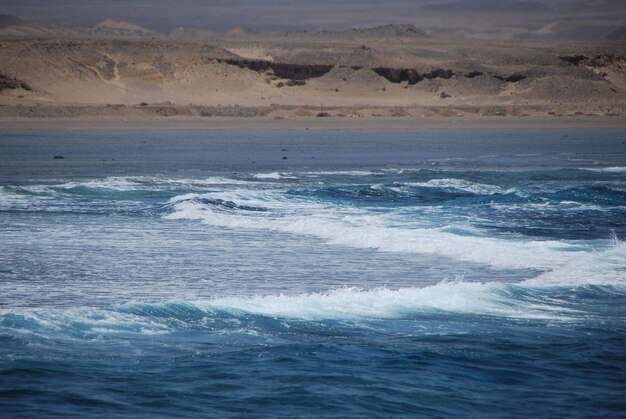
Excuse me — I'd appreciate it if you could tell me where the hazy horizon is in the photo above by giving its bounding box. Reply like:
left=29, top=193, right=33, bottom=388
left=2, top=0, right=625, bottom=34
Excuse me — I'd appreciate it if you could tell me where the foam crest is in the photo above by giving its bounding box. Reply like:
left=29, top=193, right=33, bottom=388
left=166, top=195, right=589, bottom=270
left=0, top=282, right=585, bottom=335
left=58, top=177, right=144, bottom=191
left=582, top=166, right=626, bottom=173
left=57, top=176, right=251, bottom=190
left=253, top=172, right=298, bottom=180
left=302, top=170, right=380, bottom=177
left=208, top=282, right=589, bottom=321
left=524, top=240, right=626, bottom=286
left=403, top=178, right=507, bottom=195
left=205, top=283, right=523, bottom=320
left=0, top=307, right=172, bottom=338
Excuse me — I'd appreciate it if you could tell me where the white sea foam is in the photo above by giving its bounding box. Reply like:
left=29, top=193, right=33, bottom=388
left=58, top=177, right=144, bottom=191
left=0, top=307, right=172, bottom=337
left=524, top=240, right=626, bottom=286
left=402, top=178, right=507, bottom=195
left=581, top=166, right=626, bottom=173
left=302, top=170, right=379, bottom=177
left=490, top=201, right=607, bottom=212
left=0, top=280, right=585, bottom=334
left=56, top=176, right=251, bottom=190
left=253, top=172, right=299, bottom=180
left=166, top=192, right=592, bottom=270
left=253, top=172, right=284, bottom=180
left=202, top=282, right=582, bottom=321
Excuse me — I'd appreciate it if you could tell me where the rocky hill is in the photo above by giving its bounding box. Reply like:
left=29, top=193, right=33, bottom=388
left=0, top=34, right=624, bottom=118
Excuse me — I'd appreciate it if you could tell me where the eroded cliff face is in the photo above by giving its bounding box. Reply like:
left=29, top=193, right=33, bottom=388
left=558, top=53, right=626, bottom=89
left=217, top=58, right=333, bottom=80
left=559, top=54, right=625, bottom=67
left=217, top=58, right=529, bottom=87
left=372, top=67, right=529, bottom=84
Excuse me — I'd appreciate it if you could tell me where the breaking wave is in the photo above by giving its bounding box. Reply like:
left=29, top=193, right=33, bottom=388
left=3, top=280, right=621, bottom=341
left=165, top=191, right=622, bottom=272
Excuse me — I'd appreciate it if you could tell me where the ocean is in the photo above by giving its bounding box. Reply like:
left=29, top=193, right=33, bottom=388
left=1, top=129, right=625, bottom=417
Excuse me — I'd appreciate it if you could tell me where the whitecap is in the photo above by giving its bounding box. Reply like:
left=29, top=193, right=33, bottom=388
left=402, top=178, right=507, bottom=195
left=165, top=193, right=593, bottom=270
left=581, top=166, right=626, bottom=173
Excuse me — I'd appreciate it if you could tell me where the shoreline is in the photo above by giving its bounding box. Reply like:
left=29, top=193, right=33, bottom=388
left=2, top=115, right=626, bottom=131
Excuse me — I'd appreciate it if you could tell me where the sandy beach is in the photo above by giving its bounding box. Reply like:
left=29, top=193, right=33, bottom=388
left=2, top=115, right=625, bottom=131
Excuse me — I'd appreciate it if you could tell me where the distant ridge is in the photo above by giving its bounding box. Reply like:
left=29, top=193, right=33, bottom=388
left=0, top=14, right=23, bottom=29
left=0, top=16, right=156, bottom=39
left=336, top=24, right=428, bottom=38
left=420, top=0, right=551, bottom=13
left=228, top=26, right=255, bottom=36
left=288, top=24, right=428, bottom=39
left=169, top=27, right=216, bottom=39
left=92, top=19, right=155, bottom=36
left=606, top=25, right=626, bottom=40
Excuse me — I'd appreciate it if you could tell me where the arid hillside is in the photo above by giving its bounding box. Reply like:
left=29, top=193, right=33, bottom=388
left=0, top=28, right=624, bottom=118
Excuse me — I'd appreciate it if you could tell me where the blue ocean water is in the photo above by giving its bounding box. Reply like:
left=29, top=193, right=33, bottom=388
left=1, top=129, right=625, bottom=417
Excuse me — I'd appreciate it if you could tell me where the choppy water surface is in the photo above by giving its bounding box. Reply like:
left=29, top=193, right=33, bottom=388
left=1, top=130, right=625, bottom=417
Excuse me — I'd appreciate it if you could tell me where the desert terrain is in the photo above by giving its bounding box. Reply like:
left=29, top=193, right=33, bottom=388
left=0, top=17, right=625, bottom=125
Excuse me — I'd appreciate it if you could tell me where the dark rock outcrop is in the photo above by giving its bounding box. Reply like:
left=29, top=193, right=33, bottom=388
left=372, top=67, right=454, bottom=84
left=218, top=58, right=333, bottom=80
left=559, top=55, right=590, bottom=66
left=0, top=73, right=32, bottom=91
left=373, top=66, right=527, bottom=84
left=587, top=54, right=625, bottom=68
left=373, top=68, right=423, bottom=84
left=494, top=74, right=526, bottom=82
left=423, top=69, right=454, bottom=79
left=558, top=54, right=624, bottom=68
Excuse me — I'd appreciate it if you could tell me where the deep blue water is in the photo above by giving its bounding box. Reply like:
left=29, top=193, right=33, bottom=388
left=1, top=129, right=625, bottom=417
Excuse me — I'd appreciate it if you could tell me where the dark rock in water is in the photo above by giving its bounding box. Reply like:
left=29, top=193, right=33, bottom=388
left=53, top=155, right=64, bottom=159
left=316, top=112, right=331, bottom=117
left=282, top=156, right=288, bottom=160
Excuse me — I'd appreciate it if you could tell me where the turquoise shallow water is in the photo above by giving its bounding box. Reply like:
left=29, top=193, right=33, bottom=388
left=1, top=130, right=625, bottom=417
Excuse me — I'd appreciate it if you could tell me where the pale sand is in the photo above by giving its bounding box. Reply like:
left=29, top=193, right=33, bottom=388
left=2, top=115, right=625, bottom=131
